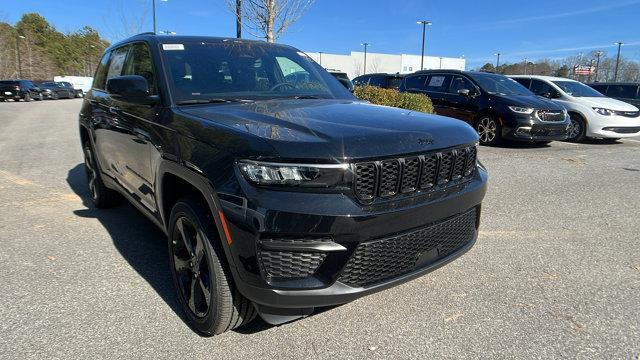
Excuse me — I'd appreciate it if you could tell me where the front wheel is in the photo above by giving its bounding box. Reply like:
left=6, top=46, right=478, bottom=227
left=168, top=196, right=256, bottom=336
left=23, top=93, right=32, bottom=102
left=475, top=116, right=502, bottom=145
left=52, top=92, right=59, bottom=100
left=566, top=114, right=586, bottom=142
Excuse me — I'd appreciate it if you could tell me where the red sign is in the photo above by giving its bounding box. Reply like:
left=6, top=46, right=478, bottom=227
left=574, top=65, right=594, bottom=75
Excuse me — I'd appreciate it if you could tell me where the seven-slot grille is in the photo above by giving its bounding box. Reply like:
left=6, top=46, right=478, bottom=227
left=353, top=145, right=477, bottom=202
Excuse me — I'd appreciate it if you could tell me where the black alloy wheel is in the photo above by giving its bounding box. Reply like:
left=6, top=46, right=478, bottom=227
left=83, top=142, right=118, bottom=208
left=168, top=196, right=256, bottom=335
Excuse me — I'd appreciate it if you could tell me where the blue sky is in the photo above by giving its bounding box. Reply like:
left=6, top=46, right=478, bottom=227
left=4, top=0, right=640, bottom=69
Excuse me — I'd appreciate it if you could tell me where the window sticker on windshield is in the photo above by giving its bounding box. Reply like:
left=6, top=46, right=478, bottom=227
left=162, top=44, right=184, bottom=51
left=429, top=76, right=445, bottom=87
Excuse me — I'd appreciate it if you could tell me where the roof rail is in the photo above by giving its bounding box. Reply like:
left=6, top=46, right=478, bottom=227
left=134, top=32, right=156, bottom=36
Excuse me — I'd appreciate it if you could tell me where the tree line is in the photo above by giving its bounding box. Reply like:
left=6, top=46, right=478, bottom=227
left=476, top=51, right=640, bottom=83
left=0, top=13, right=109, bottom=81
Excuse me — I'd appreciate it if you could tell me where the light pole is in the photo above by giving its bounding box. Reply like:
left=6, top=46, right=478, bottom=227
left=361, top=43, right=370, bottom=74
left=614, top=42, right=623, bottom=81
left=594, top=50, right=603, bottom=82
left=494, top=53, right=500, bottom=70
left=15, top=34, right=25, bottom=79
left=439, top=57, right=443, bottom=69
left=319, top=51, right=323, bottom=66
left=152, top=0, right=168, bottom=34
left=416, top=20, right=432, bottom=70
left=523, top=58, right=528, bottom=75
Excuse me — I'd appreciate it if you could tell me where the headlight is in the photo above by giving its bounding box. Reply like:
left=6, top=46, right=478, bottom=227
left=238, top=161, right=350, bottom=188
left=44, top=89, right=52, bottom=93
left=593, top=107, right=613, bottom=116
left=508, top=106, right=534, bottom=114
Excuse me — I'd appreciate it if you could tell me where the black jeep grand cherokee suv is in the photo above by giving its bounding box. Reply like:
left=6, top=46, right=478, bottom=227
left=80, top=34, right=487, bottom=335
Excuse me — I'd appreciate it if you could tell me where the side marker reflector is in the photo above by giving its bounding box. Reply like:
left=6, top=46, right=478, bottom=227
left=218, top=210, right=233, bottom=245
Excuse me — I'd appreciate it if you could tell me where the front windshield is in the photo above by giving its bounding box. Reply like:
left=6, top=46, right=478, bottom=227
left=161, top=40, right=352, bottom=103
left=552, top=81, right=604, bottom=97
left=469, top=73, right=533, bottom=96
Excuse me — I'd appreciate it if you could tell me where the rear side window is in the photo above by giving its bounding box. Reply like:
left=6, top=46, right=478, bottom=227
left=387, top=77, right=403, bottom=89
left=425, top=75, right=451, bottom=92
left=404, top=74, right=428, bottom=90
left=606, top=85, right=638, bottom=99
left=93, top=51, right=112, bottom=90
left=123, top=43, right=157, bottom=95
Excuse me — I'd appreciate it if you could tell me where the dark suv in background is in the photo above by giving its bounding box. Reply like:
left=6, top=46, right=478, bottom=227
left=400, top=70, right=570, bottom=145
left=588, top=82, right=640, bottom=108
left=0, top=80, right=42, bottom=102
left=353, top=73, right=405, bottom=90
left=36, top=81, right=75, bottom=100
left=80, top=34, right=487, bottom=335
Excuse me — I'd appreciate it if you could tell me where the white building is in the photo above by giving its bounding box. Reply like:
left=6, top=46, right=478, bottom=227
left=305, top=51, right=466, bottom=80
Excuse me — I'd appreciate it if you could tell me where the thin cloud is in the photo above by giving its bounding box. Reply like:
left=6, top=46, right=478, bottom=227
left=505, top=41, right=640, bottom=57
left=488, top=0, right=640, bottom=25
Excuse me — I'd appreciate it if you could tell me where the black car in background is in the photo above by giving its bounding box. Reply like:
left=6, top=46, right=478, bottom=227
left=58, top=81, right=84, bottom=98
left=80, top=33, right=487, bottom=335
left=399, top=70, right=570, bottom=145
left=0, top=80, right=43, bottom=102
left=352, top=73, right=405, bottom=90
left=588, top=82, right=640, bottom=108
left=327, top=69, right=354, bottom=92
left=37, top=81, right=75, bottom=99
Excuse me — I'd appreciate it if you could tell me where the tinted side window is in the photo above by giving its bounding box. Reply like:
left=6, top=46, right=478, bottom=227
left=106, top=46, right=129, bottom=82
left=93, top=51, right=112, bottom=90
left=368, top=75, right=385, bottom=87
left=123, top=43, right=157, bottom=95
left=387, top=77, right=403, bottom=89
left=589, top=84, right=607, bottom=95
left=404, top=74, right=428, bottom=90
left=530, top=79, right=557, bottom=97
left=449, top=76, right=475, bottom=94
left=606, top=85, right=638, bottom=99
left=513, top=78, right=531, bottom=88
left=352, top=76, right=369, bottom=86
left=425, top=75, right=451, bottom=92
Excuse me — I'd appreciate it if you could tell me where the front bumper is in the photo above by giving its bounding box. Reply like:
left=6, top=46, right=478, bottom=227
left=501, top=113, right=570, bottom=142
left=586, top=113, right=640, bottom=138
left=0, top=91, right=22, bottom=100
left=220, top=166, right=488, bottom=313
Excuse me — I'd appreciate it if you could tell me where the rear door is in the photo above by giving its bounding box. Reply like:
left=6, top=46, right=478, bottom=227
left=423, top=74, right=451, bottom=117
left=529, top=79, right=561, bottom=99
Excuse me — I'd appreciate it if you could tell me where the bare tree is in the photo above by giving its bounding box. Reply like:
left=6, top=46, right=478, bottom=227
left=225, top=0, right=314, bottom=43
left=104, top=0, right=150, bottom=40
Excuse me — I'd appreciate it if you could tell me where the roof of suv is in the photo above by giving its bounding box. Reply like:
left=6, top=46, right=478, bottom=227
left=108, top=33, right=292, bottom=51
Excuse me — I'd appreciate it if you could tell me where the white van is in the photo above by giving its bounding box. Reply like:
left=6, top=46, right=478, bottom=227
left=510, top=75, right=640, bottom=142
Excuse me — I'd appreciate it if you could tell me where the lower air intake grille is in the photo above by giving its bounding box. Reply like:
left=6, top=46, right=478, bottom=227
left=338, top=208, right=478, bottom=288
left=258, top=250, right=326, bottom=279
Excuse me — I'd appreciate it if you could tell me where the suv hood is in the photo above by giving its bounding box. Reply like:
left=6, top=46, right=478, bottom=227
left=573, top=96, right=639, bottom=111
left=179, top=99, right=478, bottom=160
left=494, top=94, right=564, bottom=110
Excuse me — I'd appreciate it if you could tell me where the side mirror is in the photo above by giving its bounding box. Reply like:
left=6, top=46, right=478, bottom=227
left=338, top=78, right=354, bottom=93
left=457, top=88, right=471, bottom=97
left=106, top=75, right=156, bottom=103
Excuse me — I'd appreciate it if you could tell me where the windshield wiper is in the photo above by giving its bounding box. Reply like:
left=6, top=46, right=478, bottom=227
left=176, top=98, right=254, bottom=105
left=282, top=95, right=324, bottom=100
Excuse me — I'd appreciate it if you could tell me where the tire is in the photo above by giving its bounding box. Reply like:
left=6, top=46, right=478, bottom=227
left=566, top=113, right=586, bottom=142
left=52, top=92, right=59, bottom=100
left=168, top=196, right=256, bottom=336
left=83, top=141, right=118, bottom=208
left=475, top=116, right=502, bottom=145
left=23, top=93, right=32, bottom=102
left=36, top=93, right=43, bottom=101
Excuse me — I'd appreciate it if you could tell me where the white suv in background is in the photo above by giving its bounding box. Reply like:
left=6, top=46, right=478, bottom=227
left=510, top=75, right=640, bottom=142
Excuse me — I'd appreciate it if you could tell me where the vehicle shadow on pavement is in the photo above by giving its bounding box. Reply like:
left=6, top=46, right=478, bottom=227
left=65, top=164, right=194, bottom=331
left=66, top=164, right=278, bottom=335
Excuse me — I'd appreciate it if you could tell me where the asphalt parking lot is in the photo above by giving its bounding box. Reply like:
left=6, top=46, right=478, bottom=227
left=0, top=99, right=639, bottom=359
